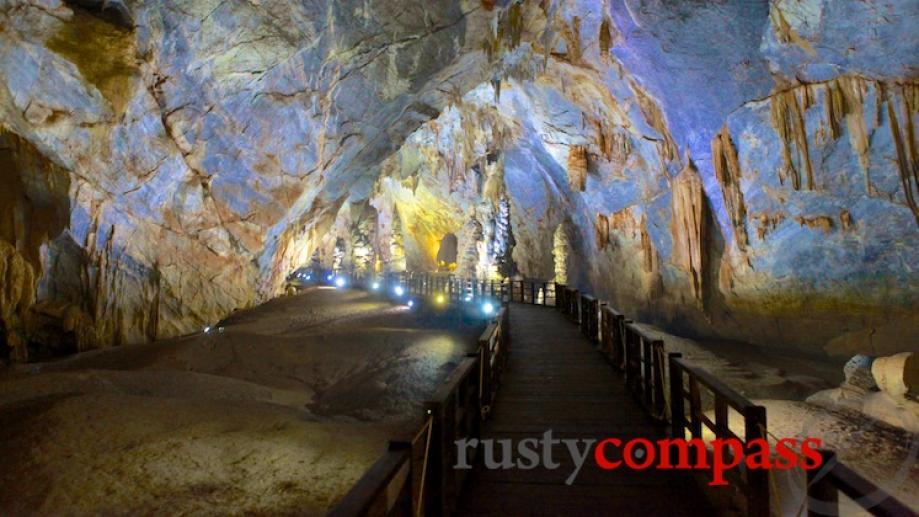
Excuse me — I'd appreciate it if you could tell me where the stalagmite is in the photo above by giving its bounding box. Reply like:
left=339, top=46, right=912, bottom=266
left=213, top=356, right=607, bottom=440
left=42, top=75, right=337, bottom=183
left=388, top=212, right=406, bottom=272
left=459, top=214, right=484, bottom=278
left=552, top=222, right=570, bottom=284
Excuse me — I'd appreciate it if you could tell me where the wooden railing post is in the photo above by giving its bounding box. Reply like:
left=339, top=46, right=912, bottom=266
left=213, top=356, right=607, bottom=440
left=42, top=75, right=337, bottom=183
left=423, top=400, right=445, bottom=516
left=668, top=353, right=684, bottom=439
left=807, top=450, right=839, bottom=517
left=501, top=305, right=510, bottom=355
left=479, top=338, right=491, bottom=409
left=642, top=337, right=653, bottom=409
left=744, top=405, right=769, bottom=517
left=624, top=327, right=633, bottom=392
left=388, top=440, right=413, bottom=516
left=652, top=340, right=665, bottom=418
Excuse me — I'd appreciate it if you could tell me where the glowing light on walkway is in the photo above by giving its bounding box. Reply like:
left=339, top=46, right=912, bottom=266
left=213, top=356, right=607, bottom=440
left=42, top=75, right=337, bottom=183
left=482, top=302, right=495, bottom=315
left=334, top=277, right=346, bottom=288
left=394, top=285, right=405, bottom=296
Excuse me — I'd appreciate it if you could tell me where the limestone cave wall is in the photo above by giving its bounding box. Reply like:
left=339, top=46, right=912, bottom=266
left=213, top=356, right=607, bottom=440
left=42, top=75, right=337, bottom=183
left=1, top=0, right=916, bottom=360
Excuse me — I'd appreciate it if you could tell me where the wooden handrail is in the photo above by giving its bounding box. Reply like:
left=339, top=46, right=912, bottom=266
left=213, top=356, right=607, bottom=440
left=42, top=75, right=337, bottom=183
left=331, top=272, right=914, bottom=517
left=669, top=352, right=768, bottom=517
left=331, top=280, right=509, bottom=516
left=599, top=305, right=627, bottom=370
left=327, top=446, right=411, bottom=517
left=671, top=355, right=758, bottom=413
left=808, top=450, right=917, bottom=517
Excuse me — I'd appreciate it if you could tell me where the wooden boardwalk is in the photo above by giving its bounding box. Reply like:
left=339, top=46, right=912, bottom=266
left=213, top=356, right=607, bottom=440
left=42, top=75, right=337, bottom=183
left=458, top=304, right=714, bottom=516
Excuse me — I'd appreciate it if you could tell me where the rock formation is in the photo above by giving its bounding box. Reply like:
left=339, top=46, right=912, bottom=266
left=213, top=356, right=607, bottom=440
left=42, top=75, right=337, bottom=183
left=1, top=0, right=917, bottom=360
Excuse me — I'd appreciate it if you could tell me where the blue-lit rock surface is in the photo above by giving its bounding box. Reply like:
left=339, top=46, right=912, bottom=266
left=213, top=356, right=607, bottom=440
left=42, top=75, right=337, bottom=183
left=1, top=0, right=916, bottom=360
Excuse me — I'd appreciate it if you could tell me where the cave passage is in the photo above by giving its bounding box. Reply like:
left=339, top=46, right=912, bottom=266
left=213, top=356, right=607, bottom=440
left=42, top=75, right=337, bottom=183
left=0, top=0, right=917, bottom=515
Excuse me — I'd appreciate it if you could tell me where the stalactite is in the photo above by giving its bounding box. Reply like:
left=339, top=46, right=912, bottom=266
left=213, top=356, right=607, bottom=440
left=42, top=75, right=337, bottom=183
left=885, top=83, right=919, bottom=227
left=504, top=1, right=524, bottom=49
left=639, top=217, right=654, bottom=273
left=825, top=77, right=871, bottom=191
left=629, top=81, right=678, bottom=163
left=796, top=215, right=834, bottom=234
left=670, top=158, right=706, bottom=303
left=594, top=121, right=630, bottom=165
left=754, top=212, right=785, bottom=241
left=840, top=210, right=853, bottom=231
left=770, top=89, right=815, bottom=190
left=599, top=16, right=613, bottom=59
left=608, top=208, right=639, bottom=241
left=595, top=212, right=609, bottom=250
left=567, top=145, right=588, bottom=191
left=558, top=16, right=582, bottom=64
left=769, top=5, right=816, bottom=56
left=712, top=125, right=749, bottom=251
left=146, top=263, right=160, bottom=342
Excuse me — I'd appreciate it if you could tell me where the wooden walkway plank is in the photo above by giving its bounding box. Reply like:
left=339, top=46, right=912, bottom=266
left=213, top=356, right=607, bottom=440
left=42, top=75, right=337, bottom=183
left=458, top=304, right=714, bottom=516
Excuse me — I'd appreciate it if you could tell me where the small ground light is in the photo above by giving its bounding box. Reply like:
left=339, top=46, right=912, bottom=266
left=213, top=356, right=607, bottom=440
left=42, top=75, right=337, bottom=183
left=407, top=299, right=415, bottom=308
left=482, top=302, right=495, bottom=315
left=435, top=293, right=446, bottom=305
left=394, top=285, right=405, bottom=296
left=371, top=281, right=380, bottom=290
left=334, top=277, right=346, bottom=288
left=326, top=274, right=333, bottom=281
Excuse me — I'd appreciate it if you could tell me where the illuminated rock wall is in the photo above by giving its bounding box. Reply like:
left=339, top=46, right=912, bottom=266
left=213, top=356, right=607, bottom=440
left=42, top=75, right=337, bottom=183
left=1, top=0, right=916, bottom=359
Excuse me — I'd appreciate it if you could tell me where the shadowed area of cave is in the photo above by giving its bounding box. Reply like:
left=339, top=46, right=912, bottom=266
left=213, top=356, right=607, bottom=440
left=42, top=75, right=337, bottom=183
left=0, top=0, right=917, bottom=514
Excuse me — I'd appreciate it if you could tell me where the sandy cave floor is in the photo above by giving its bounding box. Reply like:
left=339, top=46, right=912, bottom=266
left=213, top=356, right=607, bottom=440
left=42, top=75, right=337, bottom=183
left=0, top=287, right=484, bottom=515
left=0, top=291, right=916, bottom=515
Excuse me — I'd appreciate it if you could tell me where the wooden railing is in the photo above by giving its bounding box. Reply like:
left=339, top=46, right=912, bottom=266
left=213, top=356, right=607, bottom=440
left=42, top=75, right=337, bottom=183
left=624, top=322, right=667, bottom=420
left=599, top=305, right=627, bottom=370
left=579, top=294, right=600, bottom=342
left=807, top=450, right=917, bottom=517
left=555, top=285, right=580, bottom=323
left=547, top=285, right=911, bottom=517
left=507, top=280, right=556, bottom=306
left=324, top=271, right=913, bottom=517
left=669, top=353, right=768, bottom=517
left=330, top=280, right=509, bottom=517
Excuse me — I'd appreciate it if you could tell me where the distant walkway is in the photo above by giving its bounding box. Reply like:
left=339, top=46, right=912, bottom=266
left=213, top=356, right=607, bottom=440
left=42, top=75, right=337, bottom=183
left=458, top=304, right=713, bottom=515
